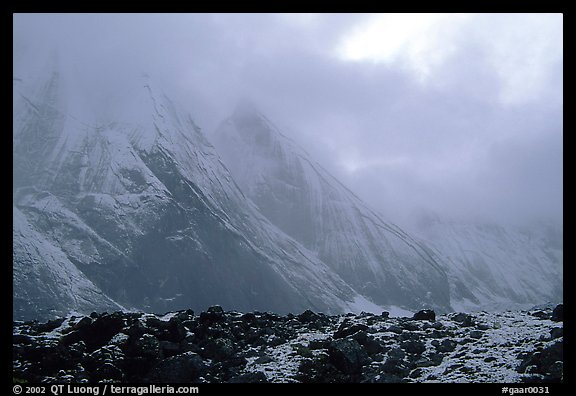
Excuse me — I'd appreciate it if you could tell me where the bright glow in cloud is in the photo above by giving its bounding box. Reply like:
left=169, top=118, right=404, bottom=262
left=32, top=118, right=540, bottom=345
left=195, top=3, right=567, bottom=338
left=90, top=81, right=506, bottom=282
left=13, top=13, right=562, bottom=225
left=337, top=13, right=470, bottom=82
left=337, top=13, right=563, bottom=105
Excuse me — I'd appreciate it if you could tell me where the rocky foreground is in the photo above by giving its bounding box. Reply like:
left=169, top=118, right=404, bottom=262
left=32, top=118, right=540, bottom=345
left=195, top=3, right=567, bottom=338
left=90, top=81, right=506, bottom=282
left=13, top=304, right=563, bottom=383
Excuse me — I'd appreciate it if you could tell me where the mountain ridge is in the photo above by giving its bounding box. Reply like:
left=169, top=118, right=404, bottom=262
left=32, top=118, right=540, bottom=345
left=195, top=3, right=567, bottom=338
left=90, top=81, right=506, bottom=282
left=12, top=65, right=562, bottom=321
left=13, top=69, right=369, bottom=320
left=210, top=102, right=562, bottom=313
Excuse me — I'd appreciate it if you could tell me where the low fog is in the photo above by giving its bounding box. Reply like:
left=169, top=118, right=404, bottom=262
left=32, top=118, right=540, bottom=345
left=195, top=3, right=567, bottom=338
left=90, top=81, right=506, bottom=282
left=13, top=13, right=563, bottom=228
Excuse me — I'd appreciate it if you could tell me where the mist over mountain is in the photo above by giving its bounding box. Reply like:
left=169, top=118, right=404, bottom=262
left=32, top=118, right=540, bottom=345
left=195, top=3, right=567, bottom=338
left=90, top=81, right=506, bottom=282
left=11, top=14, right=563, bottom=386
left=12, top=53, right=563, bottom=324
left=210, top=104, right=563, bottom=313
left=13, top=13, right=562, bottom=324
left=211, top=104, right=452, bottom=311
left=13, top=65, right=370, bottom=321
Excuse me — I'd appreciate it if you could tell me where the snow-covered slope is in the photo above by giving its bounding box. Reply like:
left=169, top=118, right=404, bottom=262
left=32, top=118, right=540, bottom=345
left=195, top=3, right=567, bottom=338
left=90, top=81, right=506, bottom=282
left=211, top=104, right=452, bottom=312
left=13, top=206, right=121, bottom=320
left=13, top=67, right=370, bottom=320
left=411, top=216, right=563, bottom=311
left=210, top=104, right=563, bottom=313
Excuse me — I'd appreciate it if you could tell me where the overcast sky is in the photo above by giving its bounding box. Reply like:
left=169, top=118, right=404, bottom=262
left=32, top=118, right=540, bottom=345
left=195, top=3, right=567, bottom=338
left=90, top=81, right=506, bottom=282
left=13, top=13, right=563, bottom=227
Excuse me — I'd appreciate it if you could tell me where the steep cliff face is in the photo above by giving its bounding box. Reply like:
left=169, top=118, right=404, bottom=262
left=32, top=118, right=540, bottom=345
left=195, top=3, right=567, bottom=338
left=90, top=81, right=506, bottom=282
left=211, top=104, right=562, bottom=313
left=211, top=105, right=452, bottom=312
left=13, top=69, right=361, bottom=321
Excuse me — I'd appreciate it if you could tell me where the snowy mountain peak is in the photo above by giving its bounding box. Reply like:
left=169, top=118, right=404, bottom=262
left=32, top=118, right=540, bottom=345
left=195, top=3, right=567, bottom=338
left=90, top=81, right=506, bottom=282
left=13, top=67, right=375, bottom=321
left=212, top=107, right=563, bottom=314
left=13, top=63, right=562, bottom=321
left=213, top=108, right=453, bottom=312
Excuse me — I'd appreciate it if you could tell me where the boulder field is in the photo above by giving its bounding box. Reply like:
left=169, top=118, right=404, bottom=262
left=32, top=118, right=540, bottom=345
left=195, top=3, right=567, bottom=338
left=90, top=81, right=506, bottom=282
left=13, top=305, right=563, bottom=383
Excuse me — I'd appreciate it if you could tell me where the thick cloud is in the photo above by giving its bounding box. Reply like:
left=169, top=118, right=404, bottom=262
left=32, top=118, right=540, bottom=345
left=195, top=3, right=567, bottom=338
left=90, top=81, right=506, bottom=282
left=13, top=13, right=563, bottom=226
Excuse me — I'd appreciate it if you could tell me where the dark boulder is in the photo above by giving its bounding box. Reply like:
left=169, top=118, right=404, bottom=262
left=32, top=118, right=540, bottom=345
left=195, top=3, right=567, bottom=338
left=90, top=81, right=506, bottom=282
left=93, top=362, right=123, bottom=382
left=429, top=353, right=445, bottom=366
left=413, top=310, right=436, bottom=321
left=62, top=313, right=125, bottom=351
left=435, top=339, right=457, bottom=353
left=452, top=313, right=475, bottom=327
left=296, top=356, right=351, bottom=383
left=148, top=352, right=206, bottom=383
left=550, top=327, right=563, bottom=339
left=72, top=317, right=93, bottom=331
left=13, top=334, right=35, bottom=345
left=388, top=347, right=406, bottom=359
left=309, top=339, right=330, bottom=350
left=207, top=305, right=225, bottom=315
left=221, top=356, right=248, bottom=370
left=38, top=342, right=75, bottom=373
left=328, top=339, right=370, bottom=374
left=125, top=321, right=149, bottom=339
left=381, top=357, right=410, bottom=377
left=160, top=341, right=182, bottom=357
left=176, top=309, right=195, bottom=322
left=387, top=325, right=403, bottom=334
left=240, top=312, right=257, bottom=324
left=530, top=311, right=550, bottom=320
left=67, top=341, right=87, bottom=359
left=518, top=341, right=563, bottom=381
left=362, top=337, right=385, bottom=356
left=400, top=340, right=426, bottom=355
left=400, top=332, right=420, bottom=342
left=333, top=323, right=369, bottom=339
left=551, top=304, right=563, bottom=322
left=160, top=317, right=187, bottom=343
left=126, top=334, right=161, bottom=359
left=83, top=345, right=124, bottom=374
left=431, top=321, right=444, bottom=330
left=199, top=306, right=225, bottom=323
left=297, top=310, right=320, bottom=325
left=200, top=338, right=234, bottom=361
left=145, top=317, right=165, bottom=330
left=402, top=321, right=420, bottom=331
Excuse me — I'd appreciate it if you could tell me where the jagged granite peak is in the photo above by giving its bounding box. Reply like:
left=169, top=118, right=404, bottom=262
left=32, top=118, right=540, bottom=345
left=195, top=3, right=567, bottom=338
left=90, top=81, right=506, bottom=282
left=13, top=67, right=371, bottom=321
left=211, top=105, right=453, bottom=312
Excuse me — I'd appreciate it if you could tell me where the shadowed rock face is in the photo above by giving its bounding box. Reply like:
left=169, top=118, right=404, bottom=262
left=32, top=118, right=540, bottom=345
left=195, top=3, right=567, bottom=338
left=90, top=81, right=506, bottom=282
left=212, top=107, right=452, bottom=311
left=13, top=69, right=358, bottom=321
left=12, top=305, right=563, bottom=383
